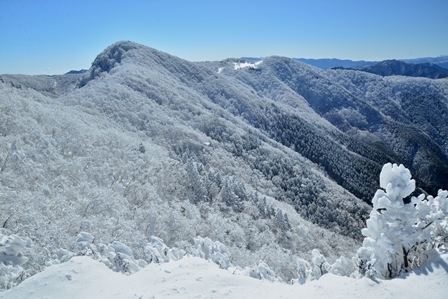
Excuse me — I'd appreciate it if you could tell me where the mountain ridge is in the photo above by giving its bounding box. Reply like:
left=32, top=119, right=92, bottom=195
left=296, top=55, right=448, bottom=70
left=332, top=59, right=448, bottom=79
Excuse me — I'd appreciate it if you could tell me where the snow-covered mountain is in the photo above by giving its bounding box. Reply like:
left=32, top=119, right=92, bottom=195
left=403, top=55, right=448, bottom=69
left=1, top=41, right=448, bottom=289
left=297, top=55, right=448, bottom=70
left=333, top=59, right=448, bottom=79
left=296, top=58, right=377, bottom=69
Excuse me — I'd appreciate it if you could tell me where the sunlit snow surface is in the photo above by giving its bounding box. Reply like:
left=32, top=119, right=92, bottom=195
left=2, top=252, right=447, bottom=299
left=217, top=61, right=263, bottom=73
left=233, top=60, right=263, bottom=70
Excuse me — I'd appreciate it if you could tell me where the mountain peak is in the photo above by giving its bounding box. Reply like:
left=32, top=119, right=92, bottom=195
left=89, top=41, right=143, bottom=80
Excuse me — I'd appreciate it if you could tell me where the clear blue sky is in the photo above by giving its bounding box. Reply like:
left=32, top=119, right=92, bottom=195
left=1, top=0, right=447, bottom=75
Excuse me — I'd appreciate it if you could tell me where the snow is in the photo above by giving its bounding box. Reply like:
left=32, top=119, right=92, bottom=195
left=357, top=163, right=448, bottom=279
left=1, top=252, right=447, bottom=299
left=233, top=60, right=262, bottom=70
left=379, top=163, right=415, bottom=201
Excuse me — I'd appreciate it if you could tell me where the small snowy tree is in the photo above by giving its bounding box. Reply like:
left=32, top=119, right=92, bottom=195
left=296, top=258, right=312, bottom=284
left=0, top=230, right=36, bottom=289
left=355, top=163, right=448, bottom=278
left=76, top=232, right=143, bottom=274
left=356, top=163, right=417, bottom=278
left=191, top=236, right=231, bottom=269
left=111, top=241, right=140, bottom=274
left=144, top=236, right=185, bottom=263
left=416, top=190, right=448, bottom=249
left=311, top=249, right=330, bottom=278
left=186, top=158, right=206, bottom=204
left=248, top=260, right=282, bottom=282
left=330, top=256, right=355, bottom=277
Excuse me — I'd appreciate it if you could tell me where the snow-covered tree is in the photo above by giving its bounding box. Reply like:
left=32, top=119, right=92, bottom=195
left=296, top=258, right=312, bottom=284
left=420, top=190, right=448, bottom=246
left=0, top=230, right=37, bottom=289
left=145, top=236, right=185, bottom=263
left=186, top=158, right=206, bottom=204
left=356, top=163, right=448, bottom=278
left=191, top=236, right=232, bottom=269
left=329, top=255, right=355, bottom=277
left=248, top=260, right=282, bottom=282
left=311, top=249, right=330, bottom=278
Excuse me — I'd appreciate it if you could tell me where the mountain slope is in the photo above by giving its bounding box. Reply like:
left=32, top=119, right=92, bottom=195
left=64, top=41, right=373, bottom=233
left=325, top=68, right=448, bottom=192
left=200, top=54, right=448, bottom=194
left=0, top=72, right=85, bottom=97
left=0, top=42, right=365, bottom=283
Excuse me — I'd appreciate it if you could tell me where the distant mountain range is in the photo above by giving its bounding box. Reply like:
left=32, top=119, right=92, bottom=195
left=295, top=58, right=377, bottom=69
left=243, top=56, right=448, bottom=79
left=296, top=56, right=448, bottom=70
left=402, top=56, right=448, bottom=69
left=330, top=59, right=448, bottom=79
left=65, top=69, right=88, bottom=75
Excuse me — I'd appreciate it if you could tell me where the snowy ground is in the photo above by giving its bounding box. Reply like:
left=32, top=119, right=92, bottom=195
left=1, top=252, right=447, bottom=299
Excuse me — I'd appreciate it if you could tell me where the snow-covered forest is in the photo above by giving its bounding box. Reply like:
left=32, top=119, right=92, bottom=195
left=0, top=41, right=447, bottom=296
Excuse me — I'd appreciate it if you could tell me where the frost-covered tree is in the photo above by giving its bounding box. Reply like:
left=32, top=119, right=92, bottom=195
left=0, top=230, right=39, bottom=289
left=311, top=249, right=330, bottom=278
left=296, top=258, right=312, bottom=284
left=247, top=260, right=282, bottom=282
left=186, top=158, right=206, bottom=204
left=420, top=190, right=448, bottom=246
left=191, top=236, right=231, bottom=269
left=275, top=209, right=291, bottom=232
left=356, top=163, right=448, bottom=278
left=329, top=255, right=355, bottom=277
left=356, top=163, right=417, bottom=278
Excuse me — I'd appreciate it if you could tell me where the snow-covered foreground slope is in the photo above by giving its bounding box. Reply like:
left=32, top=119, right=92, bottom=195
left=2, top=252, right=447, bottom=299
